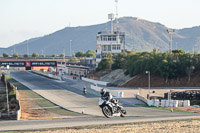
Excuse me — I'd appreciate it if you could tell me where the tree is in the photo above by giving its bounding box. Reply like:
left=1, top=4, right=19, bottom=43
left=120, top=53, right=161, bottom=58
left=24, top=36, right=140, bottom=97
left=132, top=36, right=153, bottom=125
left=32, top=52, right=39, bottom=58
left=70, top=54, right=80, bottom=62
left=23, top=54, right=28, bottom=58
left=60, top=53, right=65, bottom=58
left=112, top=52, right=127, bottom=70
left=42, top=54, right=46, bottom=58
left=52, top=54, right=57, bottom=58
left=184, top=53, right=194, bottom=81
left=96, top=58, right=111, bottom=71
left=172, top=49, right=185, bottom=55
left=3, top=53, right=9, bottom=58
left=75, top=51, right=85, bottom=57
left=127, top=50, right=136, bottom=55
left=13, top=53, right=18, bottom=58
left=85, top=50, right=96, bottom=58
left=96, top=53, right=113, bottom=71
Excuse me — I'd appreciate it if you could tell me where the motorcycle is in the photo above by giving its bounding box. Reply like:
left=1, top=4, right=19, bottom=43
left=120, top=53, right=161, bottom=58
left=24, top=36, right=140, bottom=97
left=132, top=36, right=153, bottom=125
left=99, top=98, right=126, bottom=118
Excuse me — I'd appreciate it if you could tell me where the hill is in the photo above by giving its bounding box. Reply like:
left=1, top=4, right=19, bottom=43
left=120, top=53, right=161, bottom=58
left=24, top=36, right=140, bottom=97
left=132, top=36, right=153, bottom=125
left=1, top=17, right=200, bottom=55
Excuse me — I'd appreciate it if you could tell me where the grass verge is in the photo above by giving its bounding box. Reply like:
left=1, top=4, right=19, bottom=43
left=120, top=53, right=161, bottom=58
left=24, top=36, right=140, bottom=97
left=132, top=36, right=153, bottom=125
left=6, top=75, right=84, bottom=117
left=148, top=106, right=197, bottom=114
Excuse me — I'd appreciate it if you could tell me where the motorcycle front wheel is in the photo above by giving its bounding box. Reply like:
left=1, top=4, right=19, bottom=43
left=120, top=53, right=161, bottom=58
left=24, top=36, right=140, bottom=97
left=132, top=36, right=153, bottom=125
left=102, top=105, right=112, bottom=118
left=120, top=108, right=126, bottom=117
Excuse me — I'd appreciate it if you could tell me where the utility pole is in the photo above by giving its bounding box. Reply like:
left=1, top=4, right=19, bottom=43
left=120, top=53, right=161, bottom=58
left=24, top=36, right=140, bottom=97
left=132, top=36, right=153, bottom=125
left=146, top=71, right=151, bottom=99
left=70, top=40, right=72, bottom=57
left=41, top=49, right=44, bottom=55
left=5, top=73, right=10, bottom=117
left=64, top=48, right=66, bottom=64
left=167, top=29, right=175, bottom=54
left=115, top=0, right=119, bottom=32
left=14, top=45, right=16, bottom=54
left=27, top=40, right=29, bottom=56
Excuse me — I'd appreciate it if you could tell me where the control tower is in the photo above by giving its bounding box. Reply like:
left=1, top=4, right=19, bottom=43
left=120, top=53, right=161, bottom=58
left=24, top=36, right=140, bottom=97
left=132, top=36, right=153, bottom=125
left=96, top=13, right=125, bottom=65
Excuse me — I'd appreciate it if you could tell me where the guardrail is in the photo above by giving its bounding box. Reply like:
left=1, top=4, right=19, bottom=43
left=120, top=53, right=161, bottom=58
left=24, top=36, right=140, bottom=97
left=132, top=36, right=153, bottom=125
left=90, top=85, right=124, bottom=97
left=16, top=87, right=21, bottom=120
left=136, top=94, right=190, bottom=107
left=82, top=77, right=109, bottom=86
left=136, top=95, right=148, bottom=103
left=32, top=70, right=61, bottom=80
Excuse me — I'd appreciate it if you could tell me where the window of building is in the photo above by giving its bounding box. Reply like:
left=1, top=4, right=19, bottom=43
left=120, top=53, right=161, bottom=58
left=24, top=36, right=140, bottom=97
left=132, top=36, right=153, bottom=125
left=102, top=36, right=107, bottom=41
left=108, top=36, right=112, bottom=41
left=102, top=45, right=107, bottom=51
left=117, top=45, right=121, bottom=50
left=108, top=45, right=111, bottom=51
left=112, top=36, right=116, bottom=41
left=112, top=45, right=116, bottom=50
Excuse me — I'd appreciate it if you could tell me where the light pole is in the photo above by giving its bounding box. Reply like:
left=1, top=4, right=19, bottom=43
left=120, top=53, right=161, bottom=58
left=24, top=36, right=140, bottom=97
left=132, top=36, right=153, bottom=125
left=167, top=29, right=175, bottom=54
left=14, top=45, right=16, bottom=54
left=70, top=40, right=72, bottom=57
left=27, top=40, right=29, bottom=56
left=5, top=66, right=10, bottom=117
left=146, top=71, right=150, bottom=99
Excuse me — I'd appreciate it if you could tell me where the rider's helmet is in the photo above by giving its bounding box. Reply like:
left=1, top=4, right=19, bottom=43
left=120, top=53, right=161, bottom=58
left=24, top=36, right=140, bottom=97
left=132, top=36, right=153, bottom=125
left=100, top=88, right=106, bottom=95
left=112, top=99, right=118, bottom=104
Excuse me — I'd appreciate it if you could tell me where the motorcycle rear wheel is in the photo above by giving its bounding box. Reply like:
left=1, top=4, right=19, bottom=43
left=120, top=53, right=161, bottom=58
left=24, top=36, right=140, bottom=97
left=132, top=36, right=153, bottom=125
left=120, top=113, right=125, bottom=117
left=102, top=105, right=112, bottom=118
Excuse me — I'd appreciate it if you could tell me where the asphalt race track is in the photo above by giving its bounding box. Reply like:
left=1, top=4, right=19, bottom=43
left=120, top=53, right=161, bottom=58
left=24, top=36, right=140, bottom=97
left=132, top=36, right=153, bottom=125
left=1, top=71, right=199, bottom=131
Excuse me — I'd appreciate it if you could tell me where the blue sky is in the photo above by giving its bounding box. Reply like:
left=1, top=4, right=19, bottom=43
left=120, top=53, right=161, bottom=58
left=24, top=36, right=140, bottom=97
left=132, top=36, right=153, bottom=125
left=1, top=0, right=200, bottom=47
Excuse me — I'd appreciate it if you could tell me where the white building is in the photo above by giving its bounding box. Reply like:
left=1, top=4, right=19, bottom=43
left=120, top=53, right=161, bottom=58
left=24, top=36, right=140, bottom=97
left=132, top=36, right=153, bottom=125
left=96, top=14, right=125, bottom=66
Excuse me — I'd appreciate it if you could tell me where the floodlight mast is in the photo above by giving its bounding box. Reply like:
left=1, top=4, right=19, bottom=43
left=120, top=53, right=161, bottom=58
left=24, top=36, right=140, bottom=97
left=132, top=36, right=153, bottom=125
left=167, top=29, right=175, bottom=54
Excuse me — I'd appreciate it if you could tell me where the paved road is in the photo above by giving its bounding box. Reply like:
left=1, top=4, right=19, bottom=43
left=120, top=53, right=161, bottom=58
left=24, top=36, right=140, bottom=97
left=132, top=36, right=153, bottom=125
left=10, top=71, right=200, bottom=118
left=1, top=115, right=200, bottom=131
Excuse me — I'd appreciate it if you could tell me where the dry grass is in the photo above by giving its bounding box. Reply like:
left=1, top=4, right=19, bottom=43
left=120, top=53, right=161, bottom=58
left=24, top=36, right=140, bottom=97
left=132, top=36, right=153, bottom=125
left=18, top=119, right=200, bottom=133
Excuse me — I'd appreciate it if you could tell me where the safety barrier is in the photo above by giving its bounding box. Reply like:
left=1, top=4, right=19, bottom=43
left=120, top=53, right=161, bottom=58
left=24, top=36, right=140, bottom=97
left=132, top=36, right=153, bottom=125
left=32, top=70, right=61, bottom=80
left=16, top=88, right=21, bottom=120
left=136, top=95, right=148, bottom=103
left=82, top=77, right=109, bottom=86
left=90, top=85, right=124, bottom=97
left=147, top=99, right=159, bottom=107
left=161, top=100, right=190, bottom=107
left=136, top=91, right=191, bottom=107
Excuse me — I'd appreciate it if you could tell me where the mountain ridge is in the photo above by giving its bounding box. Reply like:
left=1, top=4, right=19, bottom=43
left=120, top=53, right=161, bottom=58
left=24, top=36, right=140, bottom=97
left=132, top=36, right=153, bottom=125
left=1, top=17, right=200, bottom=55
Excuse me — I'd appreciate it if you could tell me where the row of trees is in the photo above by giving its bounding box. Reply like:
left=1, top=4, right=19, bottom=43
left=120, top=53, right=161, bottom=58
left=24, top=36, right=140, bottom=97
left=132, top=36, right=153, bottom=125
left=2, top=52, right=45, bottom=58
left=75, top=50, right=96, bottom=58
left=97, top=49, right=200, bottom=82
left=2, top=50, right=96, bottom=59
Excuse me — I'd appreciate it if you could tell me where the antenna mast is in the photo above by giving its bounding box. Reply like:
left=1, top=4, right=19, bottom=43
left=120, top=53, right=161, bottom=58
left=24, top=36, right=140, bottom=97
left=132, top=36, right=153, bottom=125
left=115, top=0, right=119, bottom=32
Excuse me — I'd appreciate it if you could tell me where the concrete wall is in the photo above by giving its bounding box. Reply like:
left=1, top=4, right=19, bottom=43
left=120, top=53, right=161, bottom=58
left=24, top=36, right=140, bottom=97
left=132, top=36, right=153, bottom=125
left=32, top=70, right=61, bottom=80
left=90, top=85, right=123, bottom=97
left=82, top=77, right=108, bottom=86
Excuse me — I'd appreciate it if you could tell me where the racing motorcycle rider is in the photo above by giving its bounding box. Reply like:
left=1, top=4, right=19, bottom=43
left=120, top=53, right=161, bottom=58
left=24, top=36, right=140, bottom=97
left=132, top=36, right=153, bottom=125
left=100, top=88, right=112, bottom=100
left=100, top=88, right=118, bottom=105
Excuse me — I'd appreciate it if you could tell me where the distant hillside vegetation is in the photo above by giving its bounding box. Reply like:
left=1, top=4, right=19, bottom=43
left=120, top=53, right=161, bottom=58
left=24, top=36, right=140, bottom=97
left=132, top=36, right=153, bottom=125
left=1, top=17, right=200, bottom=55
